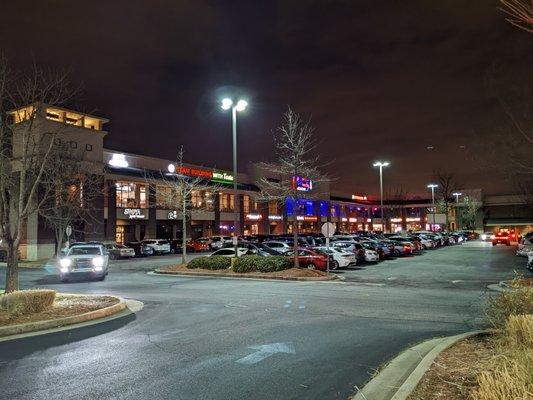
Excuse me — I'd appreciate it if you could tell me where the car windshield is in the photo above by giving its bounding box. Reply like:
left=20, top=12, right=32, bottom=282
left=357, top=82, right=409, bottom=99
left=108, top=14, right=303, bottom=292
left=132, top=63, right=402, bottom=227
left=69, top=247, right=101, bottom=256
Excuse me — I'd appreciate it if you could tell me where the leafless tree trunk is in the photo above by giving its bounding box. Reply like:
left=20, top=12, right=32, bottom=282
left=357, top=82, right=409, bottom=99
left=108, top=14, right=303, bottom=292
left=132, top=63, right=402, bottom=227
left=146, top=146, right=220, bottom=264
left=0, top=58, right=76, bottom=292
left=39, top=145, right=104, bottom=256
left=257, top=107, right=328, bottom=269
left=434, top=170, right=460, bottom=231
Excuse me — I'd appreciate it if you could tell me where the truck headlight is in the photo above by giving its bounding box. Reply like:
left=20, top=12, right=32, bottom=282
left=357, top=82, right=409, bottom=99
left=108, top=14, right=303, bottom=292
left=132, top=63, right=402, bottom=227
left=59, top=258, right=71, bottom=268
left=92, top=256, right=104, bottom=267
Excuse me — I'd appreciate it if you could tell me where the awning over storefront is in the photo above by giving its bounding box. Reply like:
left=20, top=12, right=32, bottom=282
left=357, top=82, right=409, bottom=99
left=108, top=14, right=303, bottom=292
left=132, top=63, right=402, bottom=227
left=485, top=218, right=533, bottom=226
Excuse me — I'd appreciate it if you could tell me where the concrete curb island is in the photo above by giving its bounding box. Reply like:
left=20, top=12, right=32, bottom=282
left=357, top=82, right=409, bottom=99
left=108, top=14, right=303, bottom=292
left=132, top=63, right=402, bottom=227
left=0, top=295, right=142, bottom=340
left=152, top=268, right=340, bottom=282
left=351, top=330, right=488, bottom=400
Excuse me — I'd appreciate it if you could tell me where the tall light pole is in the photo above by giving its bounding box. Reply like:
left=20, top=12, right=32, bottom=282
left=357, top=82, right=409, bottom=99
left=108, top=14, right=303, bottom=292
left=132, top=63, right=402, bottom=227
left=221, top=98, right=248, bottom=256
left=452, top=192, right=462, bottom=231
left=373, top=161, right=389, bottom=232
left=427, top=183, right=438, bottom=231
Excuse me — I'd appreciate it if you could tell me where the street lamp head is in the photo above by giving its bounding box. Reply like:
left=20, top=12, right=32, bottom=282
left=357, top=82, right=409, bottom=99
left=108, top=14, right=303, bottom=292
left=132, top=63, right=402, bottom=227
left=373, top=161, right=390, bottom=168
left=235, top=99, right=248, bottom=112
left=167, top=163, right=175, bottom=173
left=427, top=183, right=438, bottom=189
left=221, top=98, right=233, bottom=110
left=452, top=192, right=462, bottom=196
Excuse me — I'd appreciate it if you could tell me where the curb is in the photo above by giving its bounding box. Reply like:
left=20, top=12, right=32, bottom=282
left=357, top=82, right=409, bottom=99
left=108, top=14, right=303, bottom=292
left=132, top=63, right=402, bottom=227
left=351, top=330, right=488, bottom=400
left=0, top=294, right=127, bottom=338
left=151, top=269, right=339, bottom=282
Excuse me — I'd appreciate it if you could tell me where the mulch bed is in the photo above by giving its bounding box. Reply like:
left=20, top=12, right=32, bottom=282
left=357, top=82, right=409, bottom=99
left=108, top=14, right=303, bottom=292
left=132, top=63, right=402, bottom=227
left=157, top=264, right=333, bottom=280
left=409, top=334, right=494, bottom=400
left=0, top=295, right=119, bottom=326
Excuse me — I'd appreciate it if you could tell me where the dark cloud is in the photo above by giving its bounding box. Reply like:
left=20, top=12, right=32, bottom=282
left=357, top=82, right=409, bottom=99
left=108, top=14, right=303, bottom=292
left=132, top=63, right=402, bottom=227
left=1, top=0, right=531, bottom=196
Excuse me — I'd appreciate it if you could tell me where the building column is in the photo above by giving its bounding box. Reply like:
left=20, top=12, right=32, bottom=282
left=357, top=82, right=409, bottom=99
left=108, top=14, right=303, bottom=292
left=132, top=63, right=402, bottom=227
left=105, top=179, right=117, bottom=241
left=401, top=207, right=407, bottom=231
left=147, top=184, right=157, bottom=238
left=85, top=174, right=105, bottom=242
left=239, top=194, right=245, bottom=235
left=260, top=201, right=269, bottom=234
left=213, top=192, right=221, bottom=235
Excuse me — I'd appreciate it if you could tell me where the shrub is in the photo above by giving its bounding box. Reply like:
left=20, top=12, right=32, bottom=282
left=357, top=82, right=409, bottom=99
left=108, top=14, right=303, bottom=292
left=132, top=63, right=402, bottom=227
left=187, top=256, right=231, bottom=270
left=0, top=289, right=56, bottom=317
left=233, top=256, right=291, bottom=273
left=486, top=285, right=533, bottom=329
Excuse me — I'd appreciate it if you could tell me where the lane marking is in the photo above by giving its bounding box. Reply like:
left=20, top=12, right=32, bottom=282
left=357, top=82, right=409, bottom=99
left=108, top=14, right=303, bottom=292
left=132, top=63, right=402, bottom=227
left=236, top=342, right=296, bottom=365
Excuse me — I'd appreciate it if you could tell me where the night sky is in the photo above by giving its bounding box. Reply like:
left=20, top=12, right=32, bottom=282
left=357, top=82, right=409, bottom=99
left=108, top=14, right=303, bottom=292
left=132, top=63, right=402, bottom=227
left=1, top=1, right=531, bottom=197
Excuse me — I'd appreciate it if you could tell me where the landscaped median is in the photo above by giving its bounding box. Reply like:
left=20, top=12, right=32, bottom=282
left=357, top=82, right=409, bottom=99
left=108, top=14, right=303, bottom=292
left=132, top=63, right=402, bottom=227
left=154, top=255, right=338, bottom=281
left=352, top=276, right=533, bottom=400
left=0, top=289, right=127, bottom=337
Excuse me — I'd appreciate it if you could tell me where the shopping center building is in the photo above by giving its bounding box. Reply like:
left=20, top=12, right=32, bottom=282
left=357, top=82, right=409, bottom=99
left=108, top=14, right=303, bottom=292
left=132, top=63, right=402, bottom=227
left=7, top=104, right=533, bottom=260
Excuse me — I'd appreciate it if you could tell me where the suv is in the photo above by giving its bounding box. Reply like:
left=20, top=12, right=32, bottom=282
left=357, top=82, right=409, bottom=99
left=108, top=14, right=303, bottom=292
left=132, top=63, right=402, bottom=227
left=58, top=244, right=109, bottom=282
left=210, top=236, right=233, bottom=250
left=142, top=239, right=171, bottom=254
left=492, top=232, right=511, bottom=246
left=125, top=241, right=154, bottom=257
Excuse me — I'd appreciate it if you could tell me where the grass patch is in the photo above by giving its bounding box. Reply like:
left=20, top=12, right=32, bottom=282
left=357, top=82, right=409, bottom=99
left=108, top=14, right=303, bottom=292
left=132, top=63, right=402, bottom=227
left=0, top=289, right=56, bottom=317
left=0, top=294, right=119, bottom=327
left=486, top=275, right=533, bottom=329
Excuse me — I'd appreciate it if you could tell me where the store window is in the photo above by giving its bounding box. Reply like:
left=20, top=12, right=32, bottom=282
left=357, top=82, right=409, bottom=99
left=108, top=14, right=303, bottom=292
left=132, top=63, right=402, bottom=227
left=116, top=226, right=125, bottom=244
left=191, top=190, right=214, bottom=210
left=116, top=181, right=148, bottom=208
left=219, top=192, right=234, bottom=212
left=268, top=201, right=278, bottom=215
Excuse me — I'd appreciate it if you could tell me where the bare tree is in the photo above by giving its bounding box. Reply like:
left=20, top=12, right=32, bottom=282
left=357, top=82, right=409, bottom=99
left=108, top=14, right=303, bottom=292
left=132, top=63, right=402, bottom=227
left=499, top=0, right=533, bottom=33
left=0, top=59, right=76, bottom=292
left=39, top=144, right=104, bottom=256
left=434, top=170, right=461, bottom=231
left=146, top=146, right=219, bottom=264
left=256, top=107, right=328, bottom=268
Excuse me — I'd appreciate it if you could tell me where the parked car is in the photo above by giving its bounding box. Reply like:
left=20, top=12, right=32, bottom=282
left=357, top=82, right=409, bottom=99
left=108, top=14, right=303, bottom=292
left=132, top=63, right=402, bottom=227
left=210, top=235, right=233, bottom=250
left=142, top=239, right=171, bottom=254
left=492, top=231, right=511, bottom=246
left=170, top=239, right=183, bottom=254
left=263, top=240, right=292, bottom=254
left=517, top=236, right=533, bottom=257
left=480, top=232, right=493, bottom=241
left=242, top=243, right=280, bottom=256
left=332, top=241, right=376, bottom=264
left=286, top=248, right=328, bottom=271
left=104, top=243, right=135, bottom=259
left=210, top=247, right=250, bottom=257
left=384, top=236, right=414, bottom=256
left=527, top=251, right=533, bottom=273
left=186, top=238, right=211, bottom=252
left=58, top=243, right=109, bottom=282
left=125, top=241, right=154, bottom=257
left=313, top=246, right=357, bottom=269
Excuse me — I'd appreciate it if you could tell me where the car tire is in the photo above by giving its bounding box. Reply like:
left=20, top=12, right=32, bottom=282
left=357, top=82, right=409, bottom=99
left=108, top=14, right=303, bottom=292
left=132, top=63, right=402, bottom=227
left=394, top=249, right=400, bottom=256
left=60, top=275, right=69, bottom=283
left=307, top=263, right=316, bottom=270
left=331, top=260, right=339, bottom=270
left=109, top=254, right=116, bottom=260
left=97, top=274, right=106, bottom=281
left=422, top=244, right=427, bottom=250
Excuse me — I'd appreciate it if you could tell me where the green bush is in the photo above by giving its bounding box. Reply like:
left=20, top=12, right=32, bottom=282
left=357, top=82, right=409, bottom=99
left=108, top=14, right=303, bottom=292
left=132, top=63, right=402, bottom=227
left=233, top=256, right=291, bottom=273
left=0, top=289, right=56, bottom=317
left=187, top=256, right=231, bottom=270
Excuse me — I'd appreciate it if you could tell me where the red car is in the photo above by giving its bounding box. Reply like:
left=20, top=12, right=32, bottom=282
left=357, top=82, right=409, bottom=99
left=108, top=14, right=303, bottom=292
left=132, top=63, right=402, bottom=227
left=492, top=231, right=511, bottom=246
left=287, top=248, right=327, bottom=271
left=186, top=238, right=211, bottom=252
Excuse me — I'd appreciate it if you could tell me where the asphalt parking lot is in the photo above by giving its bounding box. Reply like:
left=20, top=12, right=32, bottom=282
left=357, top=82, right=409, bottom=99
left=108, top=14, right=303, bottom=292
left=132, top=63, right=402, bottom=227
left=0, top=241, right=523, bottom=400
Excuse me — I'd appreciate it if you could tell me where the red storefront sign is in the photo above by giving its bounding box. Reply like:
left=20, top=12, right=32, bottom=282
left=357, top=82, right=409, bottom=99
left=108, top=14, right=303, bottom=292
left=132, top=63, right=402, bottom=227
left=177, top=166, right=213, bottom=179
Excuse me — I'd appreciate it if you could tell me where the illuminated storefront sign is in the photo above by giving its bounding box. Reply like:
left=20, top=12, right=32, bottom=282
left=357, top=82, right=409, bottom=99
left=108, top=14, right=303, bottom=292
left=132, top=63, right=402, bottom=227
left=348, top=217, right=358, bottom=223
left=291, top=176, right=313, bottom=192
left=297, top=215, right=318, bottom=222
left=212, top=171, right=234, bottom=184
left=268, top=215, right=283, bottom=221
left=351, top=194, right=367, bottom=201
left=390, top=218, right=402, bottom=223
left=341, top=217, right=348, bottom=222
left=169, top=165, right=234, bottom=184
left=245, top=213, right=262, bottom=221
left=168, top=211, right=178, bottom=220
left=124, top=208, right=145, bottom=219
left=109, top=153, right=128, bottom=168
left=406, top=217, right=421, bottom=222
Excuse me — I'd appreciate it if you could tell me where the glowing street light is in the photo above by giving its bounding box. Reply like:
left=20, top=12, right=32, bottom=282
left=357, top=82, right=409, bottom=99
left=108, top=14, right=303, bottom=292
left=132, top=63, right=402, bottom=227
left=427, top=183, right=438, bottom=231
left=373, top=161, right=390, bottom=232
left=220, top=97, right=248, bottom=256
left=452, top=192, right=462, bottom=205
